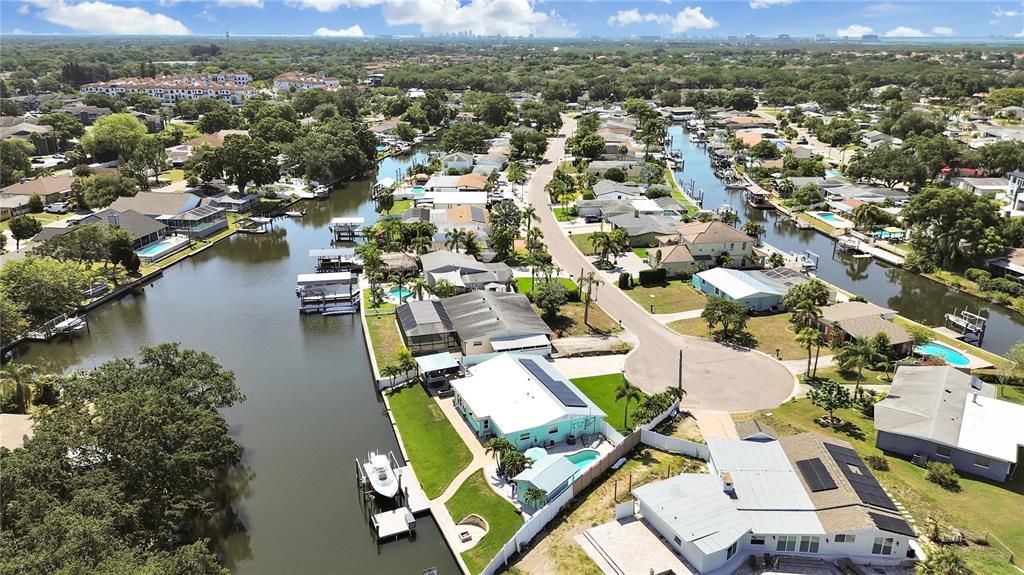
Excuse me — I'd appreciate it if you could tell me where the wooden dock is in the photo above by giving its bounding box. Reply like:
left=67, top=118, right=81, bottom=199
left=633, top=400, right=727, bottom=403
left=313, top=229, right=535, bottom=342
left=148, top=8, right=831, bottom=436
left=396, top=465, right=430, bottom=514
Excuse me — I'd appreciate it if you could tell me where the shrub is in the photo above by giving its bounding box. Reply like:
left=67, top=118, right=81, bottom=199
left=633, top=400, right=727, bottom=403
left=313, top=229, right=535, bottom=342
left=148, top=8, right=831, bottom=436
left=903, top=252, right=936, bottom=274
left=618, top=272, right=632, bottom=289
left=27, top=194, right=43, bottom=213
left=865, top=454, right=890, bottom=471
left=979, top=276, right=1024, bottom=297
left=637, top=268, right=667, bottom=287
left=926, top=462, right=960, bottom=491
left=964, top=267, right=990, bottom=283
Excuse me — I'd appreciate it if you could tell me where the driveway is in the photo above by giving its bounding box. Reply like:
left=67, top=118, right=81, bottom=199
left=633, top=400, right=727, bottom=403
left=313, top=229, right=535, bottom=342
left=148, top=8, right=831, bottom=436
left=528, top=116, right=794, bottom=412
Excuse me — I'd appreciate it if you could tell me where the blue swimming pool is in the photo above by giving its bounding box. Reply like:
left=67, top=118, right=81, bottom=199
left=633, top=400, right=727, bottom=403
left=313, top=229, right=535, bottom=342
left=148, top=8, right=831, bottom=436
left=812, top=211, right=843, bottom=223
left=375, top=145, right=388, bottom=152
left=136, top=236, right=188, bottom=262
left=915, top=342, right=971, bottom=367
left=825, top=169, right=844, bottom=179
left=389, top=286, right=412, bottom=300
left=566, top=449, right=600, bottom=472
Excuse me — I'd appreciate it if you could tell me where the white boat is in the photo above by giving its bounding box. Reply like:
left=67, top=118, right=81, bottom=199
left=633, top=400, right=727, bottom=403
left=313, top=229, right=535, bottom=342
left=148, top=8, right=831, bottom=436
left=791, top=252, right=817, bottom=271
left=54, top=316, right=87, bottom=334
left=313, top=185, right=330, bottom=199
left=363, top=451, right=400, bottom=499
left=250, top=217, right=272, bottom=224
left=284, top=209, right=306, bottom=218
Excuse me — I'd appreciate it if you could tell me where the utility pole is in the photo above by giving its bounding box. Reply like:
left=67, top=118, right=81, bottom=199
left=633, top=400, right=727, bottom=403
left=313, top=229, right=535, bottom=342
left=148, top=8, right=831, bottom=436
left=677, top=349, right=683, bottom=394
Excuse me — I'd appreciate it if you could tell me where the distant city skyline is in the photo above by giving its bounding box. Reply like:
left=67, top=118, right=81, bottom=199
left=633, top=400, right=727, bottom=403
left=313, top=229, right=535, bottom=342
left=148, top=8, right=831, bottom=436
left=2, top=0, right=1022, bottom=40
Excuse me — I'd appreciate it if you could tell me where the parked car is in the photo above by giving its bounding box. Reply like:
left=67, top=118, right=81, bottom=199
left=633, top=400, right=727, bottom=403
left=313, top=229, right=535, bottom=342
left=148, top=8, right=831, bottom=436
left=584, top=215, right=602, bottom=224
left=31, top=157, right=45, bottom=164
left=45, top=202, right=69, bottom=214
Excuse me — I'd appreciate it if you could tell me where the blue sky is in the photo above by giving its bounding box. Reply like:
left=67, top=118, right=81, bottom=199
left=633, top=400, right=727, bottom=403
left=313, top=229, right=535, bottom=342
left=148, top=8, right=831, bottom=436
left=2, top=0, right=1021, bottom=39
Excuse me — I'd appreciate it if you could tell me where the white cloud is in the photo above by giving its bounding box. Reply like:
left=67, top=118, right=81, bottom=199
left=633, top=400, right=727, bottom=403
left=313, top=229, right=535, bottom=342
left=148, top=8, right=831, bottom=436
left=657, top=0, right=671, bottom=4
left=18, top=4, right=30, bottom=14
left=314, top=24, right=365, bottom=36
left=1017, top=27, right=1024, bottom=37
left=885, top=25, right=927, bottom=37
left=931, top=26, right=953, bottom=36
left=993, top=6, right=1020, bottom=17
left=670, top=6, right=717, bottom=32
left=862, top=2, right=906, bottom=15
left=218, top=0, right=263, bottom=6
left=749, top=0, right=793, bottom=9
left=286, top=0, right=379, bottom=11
left=12, top=28, right=31, bottom=34
left=27, top=0, right=190, bottom=34
left=836, top=24, right=873, bottom=37
left=607, top=9, right=670, bottom=27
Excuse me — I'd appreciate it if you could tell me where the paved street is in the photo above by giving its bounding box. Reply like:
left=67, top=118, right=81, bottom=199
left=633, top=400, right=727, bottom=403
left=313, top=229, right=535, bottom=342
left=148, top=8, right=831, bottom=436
left=527, top=117, right=796, bottom=412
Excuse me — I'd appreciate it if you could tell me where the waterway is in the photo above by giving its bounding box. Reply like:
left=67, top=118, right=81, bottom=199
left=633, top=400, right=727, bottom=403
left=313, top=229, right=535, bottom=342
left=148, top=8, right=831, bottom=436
left=667, top=124, right=1024, bottom=356
left=17, top=150, right=460, bottom=575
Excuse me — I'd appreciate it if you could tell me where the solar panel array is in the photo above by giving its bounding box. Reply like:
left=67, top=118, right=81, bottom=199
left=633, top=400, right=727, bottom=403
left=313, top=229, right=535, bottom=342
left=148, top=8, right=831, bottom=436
left=869, top=512, right=916, bottom=537
left=519, top=358, right=587, bottom=408
left=795, top=458, right=838, bottom=492
left=824, top=443, right=898, bottom=511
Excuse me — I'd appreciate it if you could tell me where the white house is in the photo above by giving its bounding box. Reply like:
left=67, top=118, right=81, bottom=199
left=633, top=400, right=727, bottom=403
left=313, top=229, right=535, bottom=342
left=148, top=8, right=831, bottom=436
left=441, top=152, right=474, bottom=173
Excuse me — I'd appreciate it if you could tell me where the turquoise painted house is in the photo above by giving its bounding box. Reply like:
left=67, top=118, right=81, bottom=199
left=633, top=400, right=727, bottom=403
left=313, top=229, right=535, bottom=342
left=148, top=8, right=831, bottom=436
left=692, top=267, right=806, bottom=313
left=451, top=353, right=606, bottom=451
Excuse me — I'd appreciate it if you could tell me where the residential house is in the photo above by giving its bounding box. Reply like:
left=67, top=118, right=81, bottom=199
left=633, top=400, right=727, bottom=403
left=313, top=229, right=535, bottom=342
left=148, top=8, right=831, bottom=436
left=0, top=174, right=74, bottom=204
left=692, top=267, right=809, bottom=312
left=272, top=72, right=340, bottom=92
left=109, top=191, right=203, bottom=218
left=61, top=103, right=112, bottom=126
left=988, top=247, right=1024, bottom=280
left=817, top=301, right=911, bottom=355
left=592, top=180, right=644, bottom=200
left=31, top=208, right=166, bottom=250
left=876, top=366, right=1024, bottom=482
left=156, top=205, right=227, bottom=238
left=457, top=174, right=488, bottom=192
left=396, top=300, right=460, bottom=355
left=824, top=184, right=910, bottom=205
left=861, top=130, right=903, bottom=149
left=608, top=213, right=679, bottom=247
left=474, top=153, right=507, bottom=173
left=451, top=353, right=606, bottom=450
left=648, top=243, right=697, bottom=277
left=952, top=177, right=1009, bottom=199
left=131, top=111, right=165, bottom=133
left=653, top=221, right=756, bottom=272
left=441, top=152, right=474, bottom=172
left=512, top=454, right=579, bottom=506
left=0, top=195, right=31, bottom=222
left=11, top=92, right=61, bottom=111
left=996, top=106, right=1024, bottom=120
left=0, top=119, right=56, bottom=155
left=208, top=192, right=259, bottom=213
left=418, top=191, right=487, bottom=210
left=419, top=250, right=512, bottom=292
left=1006, top=171, right=1024, bottom=214
left=626, top=433, right=917, bottom=574
left=575, top=199, right=636, bottom=221
left=653, top=196, right=689, bottom=217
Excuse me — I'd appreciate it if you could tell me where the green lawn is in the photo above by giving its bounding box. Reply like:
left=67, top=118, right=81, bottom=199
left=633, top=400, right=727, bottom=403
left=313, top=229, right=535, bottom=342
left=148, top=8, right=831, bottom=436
left=569, top=232, right=595, bottom=255
left=160, top=169, right=185, bottom=183
left=631, top=247, right=648, bottom=259
left=571, top=374, right=648, bottom=434
left=390, top=199, right=413, bottom=213
left=625, top=280, right=706, bottom=314
left=661, top=166, right=699, bottom=215
left=445, top=469, right=523, bottom=574
left=362, top=292, right=404, bottom=369
left=997, top=384, right=1024, bottom=405
left=388, top=385, right=473, bottom=499
left=738, top=399, right=1024, bottom=575
left=515, top=276, right=579, bottom=296
left=669, top=312, right=809, bottom=360
left=554, top=207, right=577, bottom=222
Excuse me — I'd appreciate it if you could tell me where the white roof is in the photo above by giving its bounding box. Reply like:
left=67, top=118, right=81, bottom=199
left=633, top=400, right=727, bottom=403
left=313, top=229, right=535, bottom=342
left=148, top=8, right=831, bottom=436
left=421, top=192, right=487, bottom=206
left=708, top=438, right=819, bottom=512
left=329, top=217, right=364, bottom=225
left=450, top=353, right=605, bottom=435
left=633, top=474, right=750, bottom=554
left=430, top=270, right=466, bottom=287
left=513, top=454, right=578, bottom=493
left=425, top=175, right=462, bottom=189
left=696, top=268, right=786, bottom=300
left=958, top=394, right=1024, bottom=462
left=630, top=198, right=662, bottom=213
left=376, top=176, right=396, bottom=188
left=491, top=334, right=551, bottom=351
left=296, top=272, right=353, bottom=284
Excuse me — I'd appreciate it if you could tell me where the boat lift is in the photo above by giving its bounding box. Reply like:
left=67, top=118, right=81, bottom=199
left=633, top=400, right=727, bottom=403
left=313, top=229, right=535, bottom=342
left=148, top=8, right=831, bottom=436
left=943, top=308, right=987, bottom=346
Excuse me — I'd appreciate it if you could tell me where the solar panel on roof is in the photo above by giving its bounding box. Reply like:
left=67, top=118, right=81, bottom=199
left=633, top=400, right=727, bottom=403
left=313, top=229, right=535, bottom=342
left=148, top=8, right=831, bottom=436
left=869, top=512, right=916, bottom=536
left=824, top=443, right=898, bottom=511
left=518, top=358, right=587, bottom=408
left=795, top=458, right=838, bottom=492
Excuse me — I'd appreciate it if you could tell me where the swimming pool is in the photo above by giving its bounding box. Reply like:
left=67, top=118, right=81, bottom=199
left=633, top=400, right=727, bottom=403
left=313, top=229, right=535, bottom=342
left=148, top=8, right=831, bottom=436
left=136, top=235, right=189, bottom=263
left=412, top=186, right=425, bottom=195
left=825, top=169, right=845, bottom=180
left=375, top=145, right=389, bottom=152
left=389, top=286, right=412, bottom=300
left=809, top=211, right=854, bottom=228
left=566, top=449, right=600, bottom=472
left=915, top=342, right=971, bottom=367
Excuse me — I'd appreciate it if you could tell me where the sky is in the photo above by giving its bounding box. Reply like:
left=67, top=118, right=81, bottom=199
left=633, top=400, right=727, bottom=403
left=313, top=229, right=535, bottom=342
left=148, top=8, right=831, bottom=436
left=1, top=0, right=1022, bottom=39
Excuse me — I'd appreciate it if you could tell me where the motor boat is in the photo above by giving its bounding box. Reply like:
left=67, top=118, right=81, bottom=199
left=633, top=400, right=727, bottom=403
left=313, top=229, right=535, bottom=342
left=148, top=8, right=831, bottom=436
left=284, top=209, right=307, bottom=218
left=362, top=451, right=400, bottom=499
left=313, top=185, right=330, bottom=199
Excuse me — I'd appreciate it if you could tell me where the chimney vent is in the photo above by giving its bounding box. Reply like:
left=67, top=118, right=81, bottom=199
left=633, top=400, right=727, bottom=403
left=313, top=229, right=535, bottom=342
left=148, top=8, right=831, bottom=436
left=720, top=472, right=735, bottom=495
left=107, top=212, right=120, bottom=227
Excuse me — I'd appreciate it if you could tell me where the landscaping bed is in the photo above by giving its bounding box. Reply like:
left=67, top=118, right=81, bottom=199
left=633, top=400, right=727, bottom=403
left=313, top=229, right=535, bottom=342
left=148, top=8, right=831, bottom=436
left=387, top=385, right=472, bottom=499
left=445, top=469, right=523, bottom=575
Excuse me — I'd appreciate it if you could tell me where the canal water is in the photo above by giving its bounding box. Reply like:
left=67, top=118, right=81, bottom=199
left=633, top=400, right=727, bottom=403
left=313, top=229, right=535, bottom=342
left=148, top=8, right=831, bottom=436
left=17, top=151, right=460, bottom=574
left=668, top=124, right=1024, bottom=356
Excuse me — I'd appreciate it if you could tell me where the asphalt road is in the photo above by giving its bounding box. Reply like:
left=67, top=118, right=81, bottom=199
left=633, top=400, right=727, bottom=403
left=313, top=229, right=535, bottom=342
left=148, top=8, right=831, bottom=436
left=528, top=116, right=795, bottom=412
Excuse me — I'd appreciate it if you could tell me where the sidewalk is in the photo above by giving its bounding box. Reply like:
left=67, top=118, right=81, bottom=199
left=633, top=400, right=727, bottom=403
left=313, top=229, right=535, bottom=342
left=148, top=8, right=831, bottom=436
left=652, top=308, right=704, bottom=324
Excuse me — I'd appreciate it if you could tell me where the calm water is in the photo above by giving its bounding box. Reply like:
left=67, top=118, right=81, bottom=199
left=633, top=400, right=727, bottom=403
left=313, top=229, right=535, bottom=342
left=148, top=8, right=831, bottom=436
left=17, top=150, right=460, bottom=575
left=668, top=125, right=1024, bottom=356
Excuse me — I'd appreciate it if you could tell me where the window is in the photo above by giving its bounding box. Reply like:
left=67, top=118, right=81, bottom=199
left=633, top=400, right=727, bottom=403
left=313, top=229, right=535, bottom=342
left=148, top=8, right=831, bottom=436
left=872, top=537, right=894, bottom=555
left=519, top=433, right=530, bottom=441
left=473, top=341, right=482, bottom=347
left=799, top=536, right=820, bottom=553
left=750, top=534, right=765, bottom=545
left=936, top=445, right=952, bottom=457
left=727, top=541, right=738, bottom=559
left=673, top=536, right=682, bottom=546
left=975, top=455, right=991, bottom=468
left=834, top=534, right=856, bottom=544
left=777, top=536, right=797, bottom=552
left=548, top=426, right=559, bottom=434
left=482, top=419, right=489, bottom=429
left=729, top=243, right=735, bottom=250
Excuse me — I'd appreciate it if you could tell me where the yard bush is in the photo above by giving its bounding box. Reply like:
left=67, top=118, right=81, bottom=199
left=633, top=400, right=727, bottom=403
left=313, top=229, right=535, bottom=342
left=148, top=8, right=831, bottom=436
left=926, top=461, right=960, bottom=491
left=865, top=454, right=890, bottom=471
left=979, top=276, right=1024, bottom=297
left=618, top=272, right=632, bottom=289
left=903, top=252, right=936, bottom=274
left=964, top=268, right=990, bottom=283
left=637, top=268, right=667, bottom=287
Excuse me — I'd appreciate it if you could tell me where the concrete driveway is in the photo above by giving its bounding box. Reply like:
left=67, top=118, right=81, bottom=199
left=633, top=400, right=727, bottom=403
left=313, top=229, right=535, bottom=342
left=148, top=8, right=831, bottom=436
left=528, top=116, right=794, bottom=412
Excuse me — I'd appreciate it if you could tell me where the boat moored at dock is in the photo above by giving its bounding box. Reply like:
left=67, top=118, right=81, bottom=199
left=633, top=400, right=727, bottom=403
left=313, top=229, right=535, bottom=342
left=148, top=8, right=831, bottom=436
left=295, top=271, right=360, bottom=314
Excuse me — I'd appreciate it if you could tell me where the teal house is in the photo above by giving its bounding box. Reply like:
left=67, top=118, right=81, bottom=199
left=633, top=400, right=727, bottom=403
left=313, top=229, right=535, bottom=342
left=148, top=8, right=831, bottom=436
left=450, top=353, right=606, bottom=451
left=512, top=454, right=578, bottom=506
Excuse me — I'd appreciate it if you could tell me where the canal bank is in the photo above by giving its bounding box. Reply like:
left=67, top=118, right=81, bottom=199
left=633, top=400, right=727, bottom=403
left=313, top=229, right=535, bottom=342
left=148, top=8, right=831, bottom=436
left=16, top=150, right=460, bottom=575
left=667, top=124, right=1024, bottom=356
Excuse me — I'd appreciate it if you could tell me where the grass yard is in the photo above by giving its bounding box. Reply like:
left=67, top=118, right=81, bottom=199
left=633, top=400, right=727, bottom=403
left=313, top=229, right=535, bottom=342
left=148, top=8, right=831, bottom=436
left=362, top=292, right=404, bottom=369
left=515, top=276, right=579, bottom=295
left=795, top=212, right=839, bottom=236
left=533, top=301, right=621, bottom=337
left=569, top=232, right=595, bottom=255
left=553, top=207, right=577, bottom=222
left=736, top=399, right=1024, bottom=575
left=390, top=198, right=413, bottom=213
left=571, top=373, right=647, bottom=434
left=445, top=469, right=523, bottom=574
left=388, top=385, right=473, bottom=499
left=668, top=312, right=808, bottom=360
left=631, top=247, right=648, bottom=259
left=160, top=169, right=186, bottom=183
left=509, top=447, right=704, bottom=575
left=925, top=269, right=1024, bottom=314
left=997, top=384, right=1024, bottom=405
left=625, top=280, right=706, bottom=314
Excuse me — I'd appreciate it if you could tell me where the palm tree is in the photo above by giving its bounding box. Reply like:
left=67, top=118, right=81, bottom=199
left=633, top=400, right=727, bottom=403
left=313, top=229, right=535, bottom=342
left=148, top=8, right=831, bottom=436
left=408, top=277, right=428, bottom=301
left=431, top=278, right=457, bottom=298
left=717, top=252, right=735, bottom=268
left=614, top=380, right=643, bottom=431
left=791, top=298, right=822, bottom=328
left=380, top=364, right=401, bottom=388
left=0, top=363, right=37, bottom=414
left=796, top=327, right=819, bottom=378
left=720, top=210, right=740, bottom=227
left=522, top=206, right=539, bottom=234
left=444, top=229, right=465, bottom=253
left=503, top=451, right=531, bottom=478
left=484, top=437, right=516, bottom=474
left=523, top=486, right=548, bottom=509
left=579, top=271, right=603, bottom=325
left=396, top=348, right=417, bottom=380
left=589, top=231, right=612, bottom=267
left=390, top=271, right=408, bottom=304
left=664, top=385, right=687, bottom=403
left=741, top=221, right=766, bottom=245
left=811, top=331, right=828, bottom=378
left=835, top=338, right=885, bottom=395
left=462, top=235, right=481, bottom=257
left=526, top=227, right=544, bottom=254
left=410, top=233, right=432, bottom=255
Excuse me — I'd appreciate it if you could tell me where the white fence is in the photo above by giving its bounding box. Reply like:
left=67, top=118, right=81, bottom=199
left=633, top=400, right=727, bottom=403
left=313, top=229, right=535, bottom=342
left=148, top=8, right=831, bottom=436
left=480, top=485, right=575, bottom=575
left=640, top=429, right=710, bottom=461
left=376, top=371, right=415, bottom=391
left=639, top=400, right=681, bottom=432
left=599, top=419, right=625, bottom=446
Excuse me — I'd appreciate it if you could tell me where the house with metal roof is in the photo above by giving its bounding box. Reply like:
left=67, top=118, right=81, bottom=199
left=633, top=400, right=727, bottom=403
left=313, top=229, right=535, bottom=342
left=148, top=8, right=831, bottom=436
left=608, top=213, right=679, bottom=247
left=629, top=433, right=918, bottom=574
left=419, top=250, right=512, bottom=292
left=512, top=453, right=579, bottom=506
left=691, top=267, right=803, bottom=312
left=593, top=180, right=645, bottom=200
left=876, top=366, right=1024, bottom=483
left=451, top=353, right=605, bottom=450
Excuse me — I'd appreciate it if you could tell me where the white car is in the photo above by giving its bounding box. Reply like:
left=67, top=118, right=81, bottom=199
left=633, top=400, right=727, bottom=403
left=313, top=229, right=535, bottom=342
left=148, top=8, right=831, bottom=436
left=44, top=202, right=69, bottom=214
